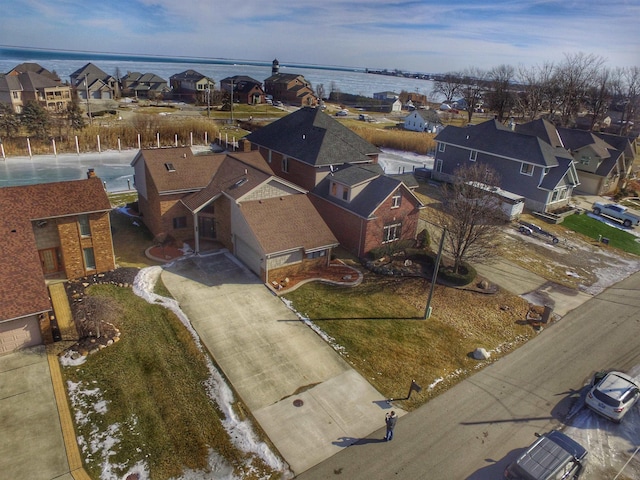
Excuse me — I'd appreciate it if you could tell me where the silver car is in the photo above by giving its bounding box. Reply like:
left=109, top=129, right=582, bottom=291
left=585, top=371, right=640, bottom=423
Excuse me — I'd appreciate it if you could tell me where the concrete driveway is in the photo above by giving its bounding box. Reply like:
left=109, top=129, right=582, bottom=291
left=161, top=252, right=401, bottom=475
left=0, top=346, right=72, bottom=480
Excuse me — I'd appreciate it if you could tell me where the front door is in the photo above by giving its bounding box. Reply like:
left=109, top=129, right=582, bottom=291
left=198, top=216, right=216, bottom=239
left=39, top=248, right=62, bottom=274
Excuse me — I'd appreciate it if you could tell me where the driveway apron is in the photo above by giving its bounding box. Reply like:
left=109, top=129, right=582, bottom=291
left=161, top=252, right=398, bottom=474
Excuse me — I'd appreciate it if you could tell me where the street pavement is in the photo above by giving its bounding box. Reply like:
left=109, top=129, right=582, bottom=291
left=297, top=268, right=640, bottom=480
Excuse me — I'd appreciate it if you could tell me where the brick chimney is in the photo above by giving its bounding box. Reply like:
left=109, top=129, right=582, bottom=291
left=87, top=168, right=96, bottom=178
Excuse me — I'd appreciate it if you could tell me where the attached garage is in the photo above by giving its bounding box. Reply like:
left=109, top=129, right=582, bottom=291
left=235, top=236, right=263, bottom=279
left=0, top=316, right=43, bottom=355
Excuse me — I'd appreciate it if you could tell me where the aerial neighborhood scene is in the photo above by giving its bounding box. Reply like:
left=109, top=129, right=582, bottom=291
left=1, top=1, right=640, bottom=480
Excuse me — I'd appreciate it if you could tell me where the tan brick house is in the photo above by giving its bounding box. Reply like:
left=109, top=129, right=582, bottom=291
left=131, top=147, right=338, bottom=282
left=0, top=175, right=115, bottom=355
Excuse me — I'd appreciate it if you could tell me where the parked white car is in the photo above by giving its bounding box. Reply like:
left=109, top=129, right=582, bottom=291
left=585, top=371, right=640, bottom=423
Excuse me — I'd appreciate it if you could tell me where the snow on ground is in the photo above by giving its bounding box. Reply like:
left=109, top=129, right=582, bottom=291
left=63, top=262, right=290, bottom=480
left=565, top=364, right=640, bottom=479
left=378, top=148, right=434, bottom=175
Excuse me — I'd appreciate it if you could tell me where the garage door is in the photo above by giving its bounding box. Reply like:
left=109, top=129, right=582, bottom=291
left=0, top=316, right=43, bottom=355
left=235, top=237, right=262, bottom=278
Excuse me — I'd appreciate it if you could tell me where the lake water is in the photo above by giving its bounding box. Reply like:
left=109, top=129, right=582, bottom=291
left=0, top=48, right=438, bottom=100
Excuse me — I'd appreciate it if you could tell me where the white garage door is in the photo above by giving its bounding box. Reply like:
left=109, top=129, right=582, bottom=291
left=0, top=316, right=43, bottom=355
left=235, top=237, right=262, bottom=278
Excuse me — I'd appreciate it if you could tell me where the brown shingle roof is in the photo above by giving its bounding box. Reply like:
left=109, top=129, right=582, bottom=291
left=240, top=195, right=338, bottom=255
left=132, top=147, right=226, bottom=194
left=0, top=177, right=111, bottom=321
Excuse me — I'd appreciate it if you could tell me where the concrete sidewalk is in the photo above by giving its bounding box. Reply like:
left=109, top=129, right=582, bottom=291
left=161, top=252, right=403, bottom=475
left=475, top=258, right=592, bottom=317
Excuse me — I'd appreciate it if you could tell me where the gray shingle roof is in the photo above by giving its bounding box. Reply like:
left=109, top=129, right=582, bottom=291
left=245, top=107, right=380, bottom=167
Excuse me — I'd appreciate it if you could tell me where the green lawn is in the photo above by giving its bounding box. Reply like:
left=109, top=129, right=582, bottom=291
left=562, top=213, right=640, bottom=255
left=63, top=285, right=278, bottom=480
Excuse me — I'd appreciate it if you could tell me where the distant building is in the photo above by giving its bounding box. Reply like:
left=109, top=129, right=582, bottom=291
left=264, top=59, right=317, bottom=106
left=6, top=63, right=61, bottom=83
left=169, top=69, right=215, bottom=103
left=120, top=72, right=169, bottom=99
left=0, top=69, right=72, bottom=113
left=373, top=91, right=399, bottom=101
left=220, top=75, right=266, bottom=104
left=70, top=63, right=119, bottom=100
left=404, top=109, right=443, bottom=133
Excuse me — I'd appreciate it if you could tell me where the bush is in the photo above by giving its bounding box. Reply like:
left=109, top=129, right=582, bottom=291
left=416, top=229, right=430, bottom=249
left=438, top=262, right=477, bottom=286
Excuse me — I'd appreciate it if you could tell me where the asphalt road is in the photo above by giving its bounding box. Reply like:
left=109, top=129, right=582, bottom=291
left=296, top=269, right=640, bottom=480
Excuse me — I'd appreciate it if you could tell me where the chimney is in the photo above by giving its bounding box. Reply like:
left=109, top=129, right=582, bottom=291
left=87, top=168, right=96, bottom=178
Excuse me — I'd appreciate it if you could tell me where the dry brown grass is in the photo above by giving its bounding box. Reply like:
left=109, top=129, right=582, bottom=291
left=350, top=125, right=436, bottom=154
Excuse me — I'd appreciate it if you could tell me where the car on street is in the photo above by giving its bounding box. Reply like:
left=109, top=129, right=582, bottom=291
left=273, top=101, right=284, bottom=107
left=504, top=430, right=588, bottom=480
left=585, top=370, right=640, bottom=423
left=335, top=109, right=348, bottom=116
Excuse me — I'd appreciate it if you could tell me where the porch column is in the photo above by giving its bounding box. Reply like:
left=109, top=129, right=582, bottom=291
left=192, top=213, right=200, bottom=254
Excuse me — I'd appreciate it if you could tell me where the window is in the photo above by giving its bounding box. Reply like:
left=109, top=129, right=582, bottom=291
left=306, top=250, right=326, bottom=259
left=579, top=155, right=590, bottom=165
left=331, top=182, right=338, bottom=197
left=282, top=156, right=289, bottom=173
left=551, top=190, right=559, bottom=202
left=165, top=162, right=176, bottom=172
left=391, top=194, right=401, bottom=208
left=469, top=150, right=477, bottom=161
left=520, top=163, right=533, bottom=176
left=438, top=143, right=446, bottom=152
left=173, top=216, right=187, bottom=229
left=78, top=214, right=91, bottom=236
left=83, top=247, right=96, bottom=270
left=383, top=223, right=402, bottom=243
left=342, top=188, right=349, bottom=201
left=435, top=159, right=443, bottom=172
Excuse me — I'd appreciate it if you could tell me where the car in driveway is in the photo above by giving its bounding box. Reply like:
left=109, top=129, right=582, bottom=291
left=335, top=109, right=348, bottom=116
left=504, top=430, right=588, bottom=480
left=585, top=370, right=640, bottom=423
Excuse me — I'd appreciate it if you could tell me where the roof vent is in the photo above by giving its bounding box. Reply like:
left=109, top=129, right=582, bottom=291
left=302, top=134, right=306, bottom=140
left=183, top=153, right=187, bottom=158
left=233, top=178, right=248, bottom=188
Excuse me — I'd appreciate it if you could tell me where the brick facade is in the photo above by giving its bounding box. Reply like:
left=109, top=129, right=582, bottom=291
left=55, top=212, right=115, bottom=278
left=257, top=146, right=319, bottom=191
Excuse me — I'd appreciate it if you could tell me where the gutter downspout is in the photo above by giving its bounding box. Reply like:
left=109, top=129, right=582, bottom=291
left=192, top=213, right=199, bottom=254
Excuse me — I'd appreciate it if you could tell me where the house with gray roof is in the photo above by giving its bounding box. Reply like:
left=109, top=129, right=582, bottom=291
left=121, top=72, right=169, bottom=99
left=69, top=63, right=119, bottom=100
left=434, top=119, right=580, bottom=212
left=131, top=147, right=338, bottom=282
left=0, top=71, right=72, bottom=113
left=220, top=75, right=266, bottom=104
left=243, top=107, right=424, bottom=257
left=169, top=69, right=215, bottom=103
left=404, top=109, right=443, bottom=133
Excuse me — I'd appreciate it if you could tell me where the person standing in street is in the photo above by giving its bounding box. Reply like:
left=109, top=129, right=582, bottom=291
left=385, top=411, right=397, bottom=441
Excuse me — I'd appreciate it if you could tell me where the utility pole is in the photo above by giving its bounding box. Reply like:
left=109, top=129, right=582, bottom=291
left=206, top=87, right=210, bottom=118
left=230, top=79, right=234, bottom=124
left=424, top=226, right=446, bottom=319
left=84, top=73, right=92, bottom=125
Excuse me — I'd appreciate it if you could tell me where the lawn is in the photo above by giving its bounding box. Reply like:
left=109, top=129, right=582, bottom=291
left=63, top=285, right=279, bottom=480
left=283, top=268, right=534, bottom=411
left=562, top=213, right=640, bottom=255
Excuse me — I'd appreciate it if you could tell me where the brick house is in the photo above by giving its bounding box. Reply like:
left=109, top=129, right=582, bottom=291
left=264, top=59, right=317, bottom=106
left=220, top=75, right=266, bottom=104
left=70, top=63, right=119, bottom=100
left=131, top=147, right=338, bottom=282
left=0, top=175, right=115, bottom=355
left=169, top=69, right=215, bottom=103
left=120, top=72, right=169, bottom=99
left=243, top=107, right=425, bottom=257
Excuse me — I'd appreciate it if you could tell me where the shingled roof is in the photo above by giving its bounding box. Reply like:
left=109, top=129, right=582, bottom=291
left=241, top=195, right=338, bottom=255
left=245, top=107, right=380, bottom=167
left=0, top=177, right=112, bottom=321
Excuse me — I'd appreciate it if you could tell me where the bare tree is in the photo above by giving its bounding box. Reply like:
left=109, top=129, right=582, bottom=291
left=553, top=52, right=606, bottom=127
left=516, top=62, right=556, bottom=120
left=485, top=64, right=516, bottom=122
left=431, top=73, right=463, bottom=104
left=584, top=67, right=612, bottom=130
left=315, top=83, right=325, bottom=100
left=457, top=67, right=487, bottom=123
left=611, top=66, right=640, bottom=136
left=437, top=163, right=505, bottom=274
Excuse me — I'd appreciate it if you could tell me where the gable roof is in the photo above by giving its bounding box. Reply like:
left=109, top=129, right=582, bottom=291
left=407, top=109, right=441, bottom=124
left=69, top=63, right=112, bottom=87
left=7, top=63, right=60, bottom=82
left=436, top=119, right=566, bottom=168
left=132, top=147, right=226, bottom=194
left=245, top=107, right=380, bottom=167
left=313, top=164, right=423, bottom=218
left=516, top=118, right=564, bottom=148
left=170, top=69, right=209, bottom=82
left=241, top=195, right=338, bottom=255
left=0, top=177, right=112, bottom=322
left=556, top=127, right=614, bottom=159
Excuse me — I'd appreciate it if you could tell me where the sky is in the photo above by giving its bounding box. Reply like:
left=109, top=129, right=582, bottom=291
left=2, top=0, right=639, bottom=73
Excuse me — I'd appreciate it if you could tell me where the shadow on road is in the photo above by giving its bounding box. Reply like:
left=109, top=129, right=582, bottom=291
left=332, top=436, right=387, bottom=448
left=466, top=449, right=523, bottom=480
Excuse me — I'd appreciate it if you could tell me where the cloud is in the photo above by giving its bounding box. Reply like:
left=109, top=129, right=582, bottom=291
left=2, top=0, right=638, bottom=72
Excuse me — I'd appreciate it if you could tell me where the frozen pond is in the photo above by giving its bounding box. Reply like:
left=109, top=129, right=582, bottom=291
left=0, top=150, right=137, bottom=192
left=0, top=147, right=434, bottom=192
